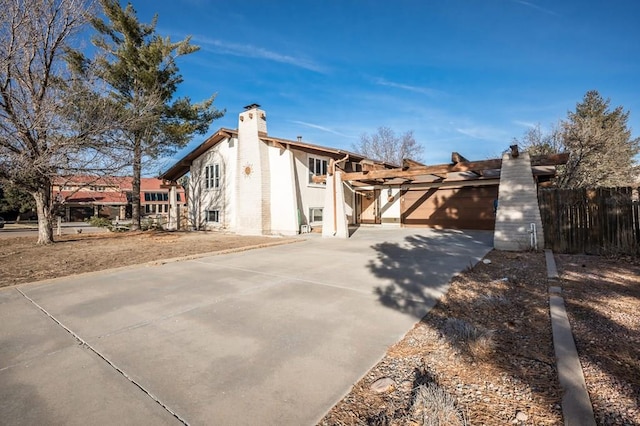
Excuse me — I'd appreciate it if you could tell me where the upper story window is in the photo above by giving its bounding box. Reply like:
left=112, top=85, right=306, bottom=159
left=308, top=156, right=328, bottom=184
left=144, top=192, right=169, bottom=202
left=205, top=164, right=221, bottom=189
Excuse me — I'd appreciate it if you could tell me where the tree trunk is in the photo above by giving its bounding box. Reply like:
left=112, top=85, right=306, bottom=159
left=33, top=184, right=54, bottom=245
left=130, top=140, right=142, bottom=231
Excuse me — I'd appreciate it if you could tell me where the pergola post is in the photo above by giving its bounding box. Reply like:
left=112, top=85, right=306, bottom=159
left=322, top=169, right=349, bottom=238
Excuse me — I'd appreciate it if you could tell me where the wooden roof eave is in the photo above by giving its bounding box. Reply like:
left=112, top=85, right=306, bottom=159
left=341, top=158, right=503, bottom=182
left=530, top=153, right=569, bottom=166
left=260, top=136, right=384, bottom=165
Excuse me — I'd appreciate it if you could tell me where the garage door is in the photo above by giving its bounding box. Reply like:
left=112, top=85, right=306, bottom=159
left=401, top=186, right=498, bottom=230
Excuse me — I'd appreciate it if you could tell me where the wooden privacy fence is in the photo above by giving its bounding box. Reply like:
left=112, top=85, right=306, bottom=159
left=538, top=187, right=640, bottom=254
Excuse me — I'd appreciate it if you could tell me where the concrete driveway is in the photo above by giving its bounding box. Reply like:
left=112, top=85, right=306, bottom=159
left=0, top=228, right=493, bottom=425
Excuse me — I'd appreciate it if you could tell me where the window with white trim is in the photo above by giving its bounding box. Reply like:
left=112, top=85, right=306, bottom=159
left=308, top=156, right=328, bottom=184
left=206, top=210, right=220, bottom=223
left=205, top=164, right=221, bottom=189
left=309, top=207, right=323, bottom=224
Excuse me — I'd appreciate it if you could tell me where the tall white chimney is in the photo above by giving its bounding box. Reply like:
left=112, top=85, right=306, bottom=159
left=235, top=104, right=271, bottom=234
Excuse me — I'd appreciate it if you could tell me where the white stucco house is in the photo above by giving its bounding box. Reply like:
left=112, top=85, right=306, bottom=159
left=162, top=104, right=566, bottom=245
left=161, top=104, right=390, bottom=236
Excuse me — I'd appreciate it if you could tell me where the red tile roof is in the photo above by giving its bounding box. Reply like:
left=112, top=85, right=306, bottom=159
left=56, top=191, right=128, bottom=204
left=140, top=177, right=185, bottom=193
left=53, top=176, right=185, bottom=194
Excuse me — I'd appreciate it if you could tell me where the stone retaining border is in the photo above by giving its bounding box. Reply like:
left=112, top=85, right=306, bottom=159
left=545, top=249, right=596, bottom=426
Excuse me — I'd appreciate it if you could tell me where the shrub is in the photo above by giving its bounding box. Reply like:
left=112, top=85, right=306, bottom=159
left=444, top=318, right=494, bottom=359
left=410, top=383, right=468, bottom=426
left=140, top=217, right=159, bottom=231
left=87, top=216, right=112, bottom=228
left=110, top=223, right=129, bottom=232
left=475, top=293, right=509, bottom=307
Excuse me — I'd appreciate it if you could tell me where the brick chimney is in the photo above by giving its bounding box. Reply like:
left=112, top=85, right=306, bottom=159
left=494, top=151, right=545, bottom=250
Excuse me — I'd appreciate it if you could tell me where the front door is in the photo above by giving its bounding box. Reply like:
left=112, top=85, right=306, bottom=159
left=358, top=190, right=381, bottom=224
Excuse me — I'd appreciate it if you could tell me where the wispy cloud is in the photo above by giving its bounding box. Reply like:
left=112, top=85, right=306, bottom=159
left=290, top=120, right=355, bottom=138
left=373, top=77, right=442, bottom=97
left=512, top=120, right=538, bottom=128
left=509, top=0, right=559, bottom=16
left=192, top=35, right=326, bottom=73
left=455, top=126, right=509, bottom=141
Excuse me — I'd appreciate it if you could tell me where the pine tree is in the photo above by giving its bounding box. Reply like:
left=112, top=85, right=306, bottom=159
left=0, top=184, right=36, bottom=220
left=559, top=90, right=639, bottom=188
left=83, top=0, right=224, bottom=229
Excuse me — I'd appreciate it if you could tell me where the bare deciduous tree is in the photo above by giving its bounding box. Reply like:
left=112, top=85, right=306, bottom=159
left=0, top=0, right=123, bottom=244
left=352, top=127, right=424, bottom=166
left=515, top=122, right=564, bottom=157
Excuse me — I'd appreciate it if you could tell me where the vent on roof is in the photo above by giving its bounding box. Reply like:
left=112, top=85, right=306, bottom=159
left=244, top=103, right=260, bottom=110
left=297, top=136, right=302, bottom=142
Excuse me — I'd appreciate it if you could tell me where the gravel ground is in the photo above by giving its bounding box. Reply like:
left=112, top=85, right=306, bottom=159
left=557, top=254, right=640, bottom=426
left=321, top=250, right=639, bottom=426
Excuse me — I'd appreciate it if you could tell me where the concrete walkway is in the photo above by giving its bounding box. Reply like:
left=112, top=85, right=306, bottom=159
left=545, top=250, right=596, bottom=426
left=0, top=228, right=493, bottom=425
left=0, top=222, right=108, bottom=239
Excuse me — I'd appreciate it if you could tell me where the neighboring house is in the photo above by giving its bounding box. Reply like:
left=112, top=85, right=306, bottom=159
left=53, top=176, right=186, bottom=222
left=53, top=176, right=130, bottom=221
left=161, top=104, right=566, bottom=242
left=140, top=178, right=187, bottom=222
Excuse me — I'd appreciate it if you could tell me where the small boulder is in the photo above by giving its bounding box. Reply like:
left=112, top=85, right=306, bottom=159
left=370, top=377, right=395, bottom=394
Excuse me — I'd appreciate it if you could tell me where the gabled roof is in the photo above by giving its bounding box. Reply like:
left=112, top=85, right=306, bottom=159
left=161, top=128, right=237, bottom=182
left=160, top=128, right=392, bottom=182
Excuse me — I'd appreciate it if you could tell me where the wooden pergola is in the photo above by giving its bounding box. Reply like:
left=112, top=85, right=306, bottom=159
left=317, top=147, right=569, bottom=237
left=313, top=150, right=569, bottom=186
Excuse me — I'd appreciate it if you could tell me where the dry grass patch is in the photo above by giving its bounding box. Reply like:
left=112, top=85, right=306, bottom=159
left=0, top=231, right=296, bottom=287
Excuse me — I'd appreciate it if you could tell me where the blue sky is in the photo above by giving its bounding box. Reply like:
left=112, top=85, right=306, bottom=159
left=126, top=0, right=640, bottom=168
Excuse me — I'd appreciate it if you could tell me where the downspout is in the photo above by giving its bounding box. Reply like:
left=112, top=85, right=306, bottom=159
left=332, top=154, right=349, bottom=235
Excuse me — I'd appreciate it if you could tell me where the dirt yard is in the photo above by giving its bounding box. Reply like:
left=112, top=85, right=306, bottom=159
left=0, top=230, right=296, bottom=287
left=321, top=250, right=639, bottom=426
